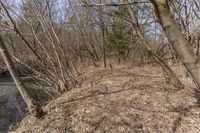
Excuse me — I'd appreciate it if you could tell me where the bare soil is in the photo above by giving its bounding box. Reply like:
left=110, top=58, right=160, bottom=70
left=11, top=63, right=200, bottom=133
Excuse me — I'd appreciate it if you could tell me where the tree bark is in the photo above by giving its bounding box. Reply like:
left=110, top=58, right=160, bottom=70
left=0, top=34, right=44, bottom=118
left=151, top=0, right=200, bottom=88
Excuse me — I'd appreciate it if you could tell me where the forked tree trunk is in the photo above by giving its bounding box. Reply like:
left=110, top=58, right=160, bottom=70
left=0, top=34, right=44, bottom=118
left=151, top=0, right=200, bottom=88
left=124, top=0, right=183, bottom=89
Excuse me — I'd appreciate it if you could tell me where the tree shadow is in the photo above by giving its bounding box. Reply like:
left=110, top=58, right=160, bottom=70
left=193, top=88, right=200, bottom=106
left=66, top=86, right=134, bottom=103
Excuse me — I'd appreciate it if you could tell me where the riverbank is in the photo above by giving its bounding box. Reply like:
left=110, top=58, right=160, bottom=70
left=0, top=74, right=48, bottom=133
left=12, top=64, right=200, bottom=133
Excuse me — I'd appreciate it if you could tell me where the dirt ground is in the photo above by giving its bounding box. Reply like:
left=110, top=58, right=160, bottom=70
left=11, top=63, right=200, bottom=133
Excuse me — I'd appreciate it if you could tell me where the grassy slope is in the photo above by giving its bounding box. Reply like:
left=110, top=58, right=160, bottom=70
left=12, top=63, right=200, bottom=133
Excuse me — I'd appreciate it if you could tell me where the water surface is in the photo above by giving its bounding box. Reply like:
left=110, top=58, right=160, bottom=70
left=0, top=78, right=26, bottom=133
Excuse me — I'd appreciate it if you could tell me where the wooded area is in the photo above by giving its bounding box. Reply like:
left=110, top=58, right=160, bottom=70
left=0, top=0, right=200, bottom=132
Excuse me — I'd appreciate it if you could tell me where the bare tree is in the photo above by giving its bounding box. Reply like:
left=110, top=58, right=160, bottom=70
left=151, top=0, right=200, bottom=88
left=123, top=0, right=183, bottom=88
left=0, top=34, right=44, bottom=118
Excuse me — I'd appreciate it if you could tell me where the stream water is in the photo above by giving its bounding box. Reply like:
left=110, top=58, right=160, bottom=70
left=0, top=77, right=27, bottom=133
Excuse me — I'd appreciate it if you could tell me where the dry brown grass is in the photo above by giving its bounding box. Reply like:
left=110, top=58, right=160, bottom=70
left=11, top=63, right=200, bottom=133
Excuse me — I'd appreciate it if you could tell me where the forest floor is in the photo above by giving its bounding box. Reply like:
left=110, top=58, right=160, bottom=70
left=11, top=63, right=200, bottom=133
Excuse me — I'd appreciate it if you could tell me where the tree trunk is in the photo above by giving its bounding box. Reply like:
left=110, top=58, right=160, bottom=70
left=124, top=0, right=183, bottom=89
left=0, top=34, right=44, bottom=118
left=151, top=0, right=200, bottom=88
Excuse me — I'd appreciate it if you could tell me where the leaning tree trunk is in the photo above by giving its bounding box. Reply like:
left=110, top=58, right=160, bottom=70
left=0, top=34, right=44, bottom=118
left=124, top=0, right=183, bottom=89
left=151, top=0, right=200, bottom=88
